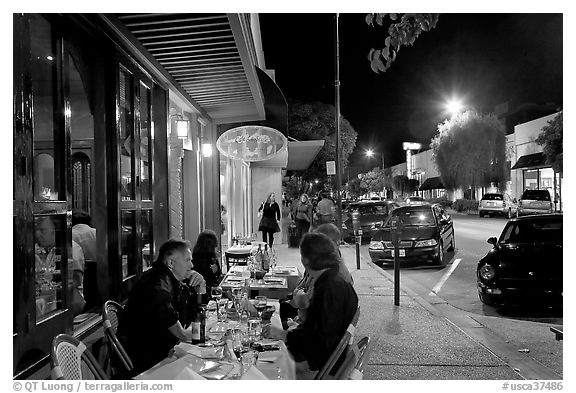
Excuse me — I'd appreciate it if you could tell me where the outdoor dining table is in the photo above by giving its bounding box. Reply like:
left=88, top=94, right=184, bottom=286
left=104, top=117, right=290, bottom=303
left=220, top=265, right=302, bottom=299
left=135, top=301, right=296, bottom=380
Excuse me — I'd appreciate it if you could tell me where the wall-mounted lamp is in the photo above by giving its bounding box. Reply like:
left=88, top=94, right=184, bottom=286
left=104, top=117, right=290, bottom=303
left=201, top=143, right=213, bottom=158
left=170, top=113, right=190, bottom=140
left=175, top=119, right=190, bottom=140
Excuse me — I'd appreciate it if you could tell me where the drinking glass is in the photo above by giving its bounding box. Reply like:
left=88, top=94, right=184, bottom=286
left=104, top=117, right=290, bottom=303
left=255, top=296, right=267, bottom=319
left=241, top=349, right=259, bottom=374
left=248, top=317, right=262, bottom=340
left=211, top=286, right=223, bottom=319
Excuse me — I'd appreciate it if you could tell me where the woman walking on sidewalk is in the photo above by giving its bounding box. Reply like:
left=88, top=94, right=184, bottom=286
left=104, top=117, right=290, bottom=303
left=291, top=194, right=313, bottom=244
left=258, top=192, right=281, bottom=247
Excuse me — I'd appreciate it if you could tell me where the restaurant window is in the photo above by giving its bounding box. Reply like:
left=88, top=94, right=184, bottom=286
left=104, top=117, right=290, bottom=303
left=117, top=62, right=155, bottom=296
left=523, top=167, right=554, bottom=200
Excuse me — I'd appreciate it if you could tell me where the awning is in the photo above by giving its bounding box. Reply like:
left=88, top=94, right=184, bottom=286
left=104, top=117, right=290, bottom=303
left=104, top=13, right=265, bottom=124
left=419, top=176, right=444, bottom=191
left=286, top=140, right=325, bottom=170
left=511, top=152, right=546, bottom=170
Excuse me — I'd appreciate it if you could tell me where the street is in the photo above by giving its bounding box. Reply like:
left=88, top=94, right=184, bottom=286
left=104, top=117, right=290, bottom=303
left=358, top=212, right=563, bottom=376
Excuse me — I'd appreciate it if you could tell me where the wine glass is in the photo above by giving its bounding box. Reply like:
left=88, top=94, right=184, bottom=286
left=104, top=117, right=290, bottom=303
left=255, top=296, right=267, bottom=319
left=211, top=286, right=223, bottom=319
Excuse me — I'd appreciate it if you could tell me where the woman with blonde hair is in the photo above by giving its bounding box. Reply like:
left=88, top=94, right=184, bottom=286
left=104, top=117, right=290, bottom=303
left=257, top=192, right=281, bottom=247
left=291, top=193, right=313, bottom=244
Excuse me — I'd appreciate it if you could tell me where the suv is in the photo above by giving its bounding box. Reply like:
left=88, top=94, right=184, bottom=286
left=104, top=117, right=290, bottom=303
left=479, top=193, right=518, bottom=218
left=518, top=189, right=554, bottom=216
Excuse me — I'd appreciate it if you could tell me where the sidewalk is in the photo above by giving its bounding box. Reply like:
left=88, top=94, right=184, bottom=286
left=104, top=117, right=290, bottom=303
left=271, top=242, right=525, bottom=380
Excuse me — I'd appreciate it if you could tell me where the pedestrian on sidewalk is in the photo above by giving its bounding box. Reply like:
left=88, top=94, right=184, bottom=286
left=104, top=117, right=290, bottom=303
left=291, top=194, right=313, bottom=244
left=257, top=192, right=281, bottom=247
left=316, top=193, right=336, bottom=225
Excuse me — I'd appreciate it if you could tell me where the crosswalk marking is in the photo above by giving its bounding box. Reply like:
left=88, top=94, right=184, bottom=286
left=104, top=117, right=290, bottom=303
left=429, top=258, right=462, bottom=296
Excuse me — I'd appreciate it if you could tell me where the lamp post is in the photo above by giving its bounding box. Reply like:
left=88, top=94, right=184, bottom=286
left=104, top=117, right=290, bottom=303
left=365, top=149, right=385, bottom=169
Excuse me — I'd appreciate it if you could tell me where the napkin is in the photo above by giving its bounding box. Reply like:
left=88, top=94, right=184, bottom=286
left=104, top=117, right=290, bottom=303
left=174, top=342, right=223, bottom=359
left=257, top=351, right=281, bottom=363
left=137, top=356, right=206, bottom=380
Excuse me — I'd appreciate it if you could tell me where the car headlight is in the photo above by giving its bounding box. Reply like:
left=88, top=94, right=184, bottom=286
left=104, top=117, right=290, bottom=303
left=479, top=264, right=496, bottom=281
left=369, top=241, right=384, bottom=249
left=414, top=239, right=438, bottom=247
left=383, top=241, right=394, bottom=248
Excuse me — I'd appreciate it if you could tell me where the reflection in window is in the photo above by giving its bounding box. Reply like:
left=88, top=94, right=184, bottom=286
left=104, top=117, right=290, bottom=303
left=30, top=14, right=60, bottom=201
left=34, top=215, right=64, bottom=322
left=140, top=82, right=152, bottom=201
left=121, top=210, right=136, bottom=279
left=72, top=153, right=91, bottom=213
left=119, top=68, right=135, bottom=201
left=142, top=210, right=153, bottom=271
left=34, top=153, right=57, bottom=200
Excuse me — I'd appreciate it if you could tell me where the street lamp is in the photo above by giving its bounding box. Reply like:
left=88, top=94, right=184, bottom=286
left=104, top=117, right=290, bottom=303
left=365, top=149, right=385, bottom=169
left=445, top=98, right=464, bottom=117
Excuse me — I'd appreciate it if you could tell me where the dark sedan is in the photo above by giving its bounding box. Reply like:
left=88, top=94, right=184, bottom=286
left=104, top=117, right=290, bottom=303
left=368, top=204, right=455, bottom=265
left=341, top=200, right=399, bottom=243
left=476, top=214, right=562, bottom=307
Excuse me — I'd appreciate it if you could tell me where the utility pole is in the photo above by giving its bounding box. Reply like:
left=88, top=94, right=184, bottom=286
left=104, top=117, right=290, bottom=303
left=334, top=13, right=343, bottom=239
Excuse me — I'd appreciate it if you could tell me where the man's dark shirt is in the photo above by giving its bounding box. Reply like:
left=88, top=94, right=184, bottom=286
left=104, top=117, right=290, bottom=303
left=285, top=266, right=358, bottom=371
left=117, top=261, right=188, bottom=376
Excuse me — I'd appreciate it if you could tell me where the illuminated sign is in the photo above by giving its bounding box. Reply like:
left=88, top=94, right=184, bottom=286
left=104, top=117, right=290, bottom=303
left=217, top=125, right=287, bottom=162
left=402, top=142, right=422, bottom=151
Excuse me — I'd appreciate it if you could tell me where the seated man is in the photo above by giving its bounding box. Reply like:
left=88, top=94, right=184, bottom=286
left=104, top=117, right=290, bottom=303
left=264, top=232, right=358, bottom=378
left=117, top=239, right=206, bottom=377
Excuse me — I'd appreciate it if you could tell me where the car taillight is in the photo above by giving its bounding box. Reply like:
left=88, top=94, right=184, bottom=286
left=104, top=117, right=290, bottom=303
left=479, top=264, right=496, bottom=281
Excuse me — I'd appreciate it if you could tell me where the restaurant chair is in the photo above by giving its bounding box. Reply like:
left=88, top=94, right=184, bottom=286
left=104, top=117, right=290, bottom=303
left=314, top=306, right=361, bottom=380
left=102, top=300, right=133, bottom=378
left=333, top=336, right=371, bottom=380
left=50, top=334, right=107, bottom=380
left=224, top=251, right=251, bottom=272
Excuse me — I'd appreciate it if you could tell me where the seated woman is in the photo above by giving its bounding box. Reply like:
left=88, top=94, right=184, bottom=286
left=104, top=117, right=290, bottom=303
left=191, top=230, right=222, bottom=294
left=264, top=232, right=358, bottom=378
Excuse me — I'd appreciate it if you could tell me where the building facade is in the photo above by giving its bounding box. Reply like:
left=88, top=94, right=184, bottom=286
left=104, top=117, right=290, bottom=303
left=12, top=13, right=271, bottom=378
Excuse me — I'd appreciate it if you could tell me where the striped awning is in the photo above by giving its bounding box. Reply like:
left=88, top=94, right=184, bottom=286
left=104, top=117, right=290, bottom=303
left=111, top=13, right=265, bottom=123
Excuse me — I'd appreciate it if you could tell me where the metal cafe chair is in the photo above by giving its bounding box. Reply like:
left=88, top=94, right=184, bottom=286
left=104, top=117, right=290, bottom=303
left=102, top=300, right=133, bottom=378
left=314, top=306, right=361, bottom=380
left=51, top=334, right=107, bottom=380
left=333, top=336, right=372, bottom=380
left=224, top=251, right=251, bottom=272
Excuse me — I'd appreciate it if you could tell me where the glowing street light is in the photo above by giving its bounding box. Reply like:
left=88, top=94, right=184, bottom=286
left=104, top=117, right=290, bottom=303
left=365, top=149, right=374, bottom=158
left=446, top=99, right=464, bottom=116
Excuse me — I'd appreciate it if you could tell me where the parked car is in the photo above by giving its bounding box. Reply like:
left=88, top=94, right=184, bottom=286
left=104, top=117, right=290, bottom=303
left=405, top=195, right=425, bottom=205
left=517, top=189, right=554, bottom=216
left=342, top=200, right=400, bottom=243
left=478, top=193, right=518, bottom=218
left=368, top=204, right=455, bottom=266
left=476, top=214, right=562, bottom=307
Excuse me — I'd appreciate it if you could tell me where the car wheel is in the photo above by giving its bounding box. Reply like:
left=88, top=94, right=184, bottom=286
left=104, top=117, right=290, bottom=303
left=434, top=241, right=444, bottom=265
left=447, top=231, right=455, bottom=251
left=479, top=212, right=484, bottom=218
left=506, top=209, right=512, bottom=219
left=479, top=292, right=496, bottom=306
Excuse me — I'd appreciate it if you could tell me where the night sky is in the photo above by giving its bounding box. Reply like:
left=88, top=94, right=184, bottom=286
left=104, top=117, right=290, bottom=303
left=259, top=13, right=563, bottom=168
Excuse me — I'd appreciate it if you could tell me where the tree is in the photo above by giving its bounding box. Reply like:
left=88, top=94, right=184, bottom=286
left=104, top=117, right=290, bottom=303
left=360, top=167, right=391, bottom=194
left=283, top=175, right=308, bottom=199
left=431, top=110, right=507, bottom=198
left=392, top=175, right=413, bottom=196
left=288, top=100, right=358, bottom=182
left=366, top=13, right=440, bottom=73
left=535, top=111, right=562, bottom=173
left=346, top=177, right=367, bottom=199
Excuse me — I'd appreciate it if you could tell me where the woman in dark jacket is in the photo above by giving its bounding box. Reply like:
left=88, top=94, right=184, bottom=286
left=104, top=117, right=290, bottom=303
left=263, top=232, right=358, bottom=378
left=191, top=230, right=222, bottom=292
left=258, top=192, right=281, bottom=247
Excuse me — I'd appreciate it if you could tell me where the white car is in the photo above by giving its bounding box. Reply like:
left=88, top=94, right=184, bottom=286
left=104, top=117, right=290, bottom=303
left=478, top=193, right=518, bottom=218
left=518, top=189, right=555, bottom=216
